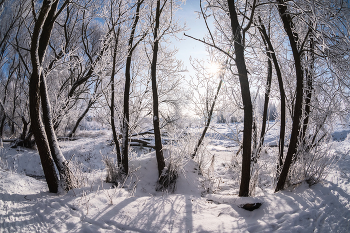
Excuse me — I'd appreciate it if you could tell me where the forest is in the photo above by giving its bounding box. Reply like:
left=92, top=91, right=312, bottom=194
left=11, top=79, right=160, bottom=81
left=0, top=0, right=350, bottom=232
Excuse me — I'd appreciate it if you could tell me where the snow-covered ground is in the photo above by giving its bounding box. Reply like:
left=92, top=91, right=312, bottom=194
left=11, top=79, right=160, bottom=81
left=1, top=124, right=350, bottom=232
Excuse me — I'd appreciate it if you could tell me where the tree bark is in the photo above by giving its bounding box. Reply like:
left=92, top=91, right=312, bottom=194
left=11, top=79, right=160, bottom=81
left=227, top=0, right=253, bottom=197
left=151, top=0, right=166, bottom=178
left=20, top=116, right=28, bottom=141
left=40, top=74, right=74, bottom=191
left=121, top=0, right=143, bottom=175
left=29, top=0, right=59, bottom=193
left=254, top=54, right=272, bottom=160
left=0, top=70, right=11, bottom=140
left=11, top=78, right=18, bottom=135
left=275, top=0, right=304, bottom=192
left=36, top=0, right=74, bottom=191
left=301, top=36, right=314, bottom=144
left=258, top=20, right=286, bottom=171
left=110, top=27, right=122, bottom=167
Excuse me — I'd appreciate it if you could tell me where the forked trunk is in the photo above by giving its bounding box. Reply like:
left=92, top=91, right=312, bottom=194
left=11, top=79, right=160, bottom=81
left=29, top=0, right=59, bottom=193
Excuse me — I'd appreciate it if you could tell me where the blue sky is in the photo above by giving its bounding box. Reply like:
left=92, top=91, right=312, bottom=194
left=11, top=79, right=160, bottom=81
left=171, top=0, right=210, bottom=78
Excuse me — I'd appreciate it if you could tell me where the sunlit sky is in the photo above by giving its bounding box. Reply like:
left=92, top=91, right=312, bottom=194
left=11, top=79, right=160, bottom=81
left=172, top=0, right=211, bottom=79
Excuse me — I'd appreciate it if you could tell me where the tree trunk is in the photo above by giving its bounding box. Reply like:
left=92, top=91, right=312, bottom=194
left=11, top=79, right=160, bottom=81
left=121, top=0, right=143, bottom=175
left=23, top=127, right=34, bottom=148
left=0, top=70, right=11, bottom=140
left=255, top=55, right=272, bottom=160
left=258, top=19, right=286, bottom=173
left=275, top=0, right=304, bottom=192
left=192, top=79, right=223, bottom=159
left=110, top=27, right=122, bottom=167
left=35, top=0, right=74, bottom=192
left=11, top=76, right=19, bottom=135
left=29, top=0, right=59, bottom=193
left=301, top=36, right=314, bottom=144
left=68, top=100, right=93, bottom=138
left=20, top=116, right=28, bottom=141
left=227, top=0, right=253, bottom=197
left=0, top=114, right=5, bottom=140
left=151, top=0, right=166, bottom=178
left=40, top=74, right=74, bottom=191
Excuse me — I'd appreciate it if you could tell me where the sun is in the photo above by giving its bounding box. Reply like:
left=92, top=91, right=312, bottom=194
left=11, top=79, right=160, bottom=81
left=207, top=62, right=221, bottom=76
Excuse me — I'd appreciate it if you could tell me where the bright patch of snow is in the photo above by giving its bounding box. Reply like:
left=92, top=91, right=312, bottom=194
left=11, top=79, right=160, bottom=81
left=1, top=125, right=350, bottom=232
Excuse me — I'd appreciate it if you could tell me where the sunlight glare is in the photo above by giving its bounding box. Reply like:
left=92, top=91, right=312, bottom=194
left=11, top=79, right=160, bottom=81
left=207, top=62, right=221, bottom=76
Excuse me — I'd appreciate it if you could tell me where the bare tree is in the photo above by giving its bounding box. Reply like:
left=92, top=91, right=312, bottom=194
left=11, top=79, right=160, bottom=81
left=257, top=16, right=286, bottom=171
left=275, top=0, right=306, bottom=192
left=185, top=0, right=257, bottom=196
left=121, top=0, right=145, bottom=175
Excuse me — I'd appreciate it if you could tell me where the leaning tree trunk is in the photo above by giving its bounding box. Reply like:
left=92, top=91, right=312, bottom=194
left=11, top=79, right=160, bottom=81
left=36, top=0, right=74, bottom=192
left=254, top=52, right=272, bottom=160
left=151, top=0, right=166, bottom=179
left=40, top=74, right=75, bottom=191
left=192, top=79, right=223, bottom=159
left=121, top=0, right=143, bottom=175
left=227, top=0, right=253, bottom=197
left=68, top=99, right=93, bottom=138
left=275, top=0, right=304, bottom=192
left=29, top=0, right=59, bottom=193
left=258, top=20, right=286, bottom=171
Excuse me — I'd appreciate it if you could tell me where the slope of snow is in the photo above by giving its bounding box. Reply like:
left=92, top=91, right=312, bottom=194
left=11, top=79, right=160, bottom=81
left=1, top=126, right=350, bottom=232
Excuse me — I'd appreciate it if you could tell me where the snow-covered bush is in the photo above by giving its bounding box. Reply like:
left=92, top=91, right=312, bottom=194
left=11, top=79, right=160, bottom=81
left=103, top=156, right=123, bottom=187
left=286, top=141, right=338, bottom=187
left=192, top=136, right=224, bottom=195
left=198, top=152, right=221, bottom=194
left=156, top=129, right=192, bottom=193
left=67, top=160, right=91, bottom=189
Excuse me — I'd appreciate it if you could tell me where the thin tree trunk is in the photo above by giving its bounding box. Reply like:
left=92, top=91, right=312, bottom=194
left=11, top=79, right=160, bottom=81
left=151, top=0, right=166, bottom=178
left=110, top=27, right=122, bottom=167
left=29, top=0, right=59, bottom=193
left=0, top=71, right=11, bottom=140
left=275, top=0, right=304, bottom=192
left=68, top=100, right=93, bottom=138
left=227, top=0, right=253, bottom=197
left=255, top=56, right=272, bottom=160
left=11, top=75, right=19, bottom=135
left=192, top=79, right=223, bottom=159
left=20, top=116, right=28, bottom=141
left=0, top=115, right=5, bottom=140
left=121, top=0, right=143, bottom=175
left=258, top=19, right=286, bottom=173
left=301, top=36, right=314, bottom=144
left=22, top=125, right=34, bottom=147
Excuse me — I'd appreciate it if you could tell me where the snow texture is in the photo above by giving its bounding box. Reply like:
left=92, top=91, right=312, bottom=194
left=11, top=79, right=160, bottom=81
left=0, top=125, right=350, bottom=232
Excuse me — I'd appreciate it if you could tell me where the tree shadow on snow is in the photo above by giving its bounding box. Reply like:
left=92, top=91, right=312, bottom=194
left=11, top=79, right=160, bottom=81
left=81, top=194, right=194, bottom=232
